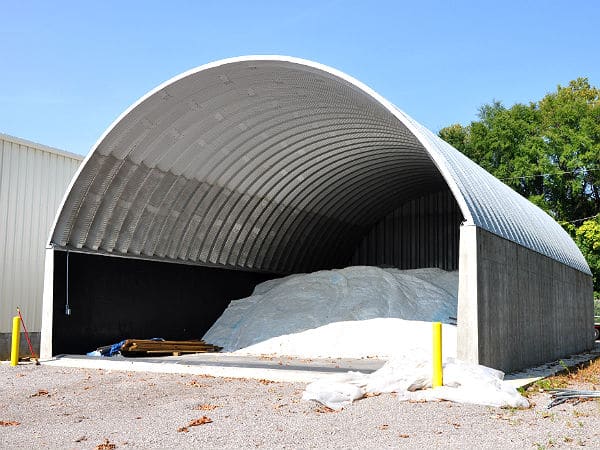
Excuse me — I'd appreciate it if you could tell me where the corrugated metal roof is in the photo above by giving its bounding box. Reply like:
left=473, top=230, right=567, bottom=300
left=49, top=56, right=591, bottom=275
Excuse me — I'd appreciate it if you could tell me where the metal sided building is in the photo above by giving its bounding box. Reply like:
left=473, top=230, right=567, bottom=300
left=0, top=133, right=82, bottom=359
left=40, top=57, right=594, bottom=372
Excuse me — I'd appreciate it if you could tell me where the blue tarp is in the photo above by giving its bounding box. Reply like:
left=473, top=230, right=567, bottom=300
left=86, top=338, right=165, bottom=357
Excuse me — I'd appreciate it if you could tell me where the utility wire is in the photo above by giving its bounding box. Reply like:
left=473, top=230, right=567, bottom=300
left=500, top=167, right=600, bottom=182
left=563, top=214, right=600, bottom=224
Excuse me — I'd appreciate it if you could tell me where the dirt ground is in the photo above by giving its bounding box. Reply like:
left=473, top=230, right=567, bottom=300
left=0, top=362, right=599, bottom=449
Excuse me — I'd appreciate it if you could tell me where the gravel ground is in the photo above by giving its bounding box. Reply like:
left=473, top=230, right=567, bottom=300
left=1, top=363, right=599, bottom=449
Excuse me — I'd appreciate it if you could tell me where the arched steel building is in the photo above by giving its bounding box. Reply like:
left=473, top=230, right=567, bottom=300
left=40, top=56, right=594, bottom=371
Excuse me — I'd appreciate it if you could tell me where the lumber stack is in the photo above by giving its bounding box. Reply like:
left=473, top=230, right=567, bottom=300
left=120, top=339, right=222, bottom=356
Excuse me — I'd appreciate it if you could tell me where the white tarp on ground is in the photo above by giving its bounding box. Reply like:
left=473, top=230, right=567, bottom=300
left=203, top=266, right=458, bottom=355
left=302, top=357, right=529, bottom=410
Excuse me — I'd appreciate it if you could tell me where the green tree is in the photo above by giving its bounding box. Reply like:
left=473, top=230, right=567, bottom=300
left=439, top=78, right=600, bottom=292
left=564, top=218, right=600, bottom=297
left=537, top=79, right=600, bottom=220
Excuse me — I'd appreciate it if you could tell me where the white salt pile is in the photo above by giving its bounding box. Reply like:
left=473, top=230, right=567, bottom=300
left=233, top=318, right=457, bottom=359
left=203, top=265, right=528, bottom=408
left=203, top=266, right=459, bottom=356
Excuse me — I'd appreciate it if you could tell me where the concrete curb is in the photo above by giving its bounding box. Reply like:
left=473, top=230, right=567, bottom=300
left=505, top=342, right=600, bottom=389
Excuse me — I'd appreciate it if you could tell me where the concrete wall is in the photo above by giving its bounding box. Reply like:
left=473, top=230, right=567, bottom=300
left=0, top=332, right=40, bottom=361
left=458, top=225, right=594, bottom=373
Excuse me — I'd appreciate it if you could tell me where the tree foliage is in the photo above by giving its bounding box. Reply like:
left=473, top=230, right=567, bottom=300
left=439, top=78, right=600, bottom=292
left=565, top=217, right=600, bottom=298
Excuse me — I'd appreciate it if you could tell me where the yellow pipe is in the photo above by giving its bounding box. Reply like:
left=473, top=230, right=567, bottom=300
left=11, top=316, right=20, bottom=366
left=432, top=322, right=443, bottom=387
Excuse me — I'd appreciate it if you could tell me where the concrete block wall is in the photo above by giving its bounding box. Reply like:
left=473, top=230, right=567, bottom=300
left=0, top=332, right=40, bottom=360
left=458, top=225, right=594, bottom=373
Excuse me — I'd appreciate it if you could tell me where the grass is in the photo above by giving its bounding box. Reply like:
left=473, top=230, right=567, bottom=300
left=520, top=358, right=600, bottom=398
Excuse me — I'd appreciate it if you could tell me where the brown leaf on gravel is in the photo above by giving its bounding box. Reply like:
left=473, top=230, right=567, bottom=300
left=186, top=380, right=206, bottom=388
left=75, top=436, right=87, bottom=443
left=315, top=405, right=338, bottom=413
left=364, top=392, right=381, bottom=398
left=30, top=389, right=49, bottom=397
left=399, top=434, right=410, bottom=438
left=194, top=404, right=219, bottom=411
left=95, top=438, right=116, bottom=449
left=258, top=379, right=274, bottom=385
left=177, top=426, right=189, bottom=433
left=379, top=424, right=389, bottom=430
left=222, top=377, right=238, bottom=382
left=0, top=420, right=20, bottom=427
left=188, top=416, right=213, bottom=427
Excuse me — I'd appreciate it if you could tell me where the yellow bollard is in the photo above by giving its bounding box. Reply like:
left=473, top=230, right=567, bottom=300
left=432, top=322, right=443, bottom=387
left=11, top=316, right=20, bottom=366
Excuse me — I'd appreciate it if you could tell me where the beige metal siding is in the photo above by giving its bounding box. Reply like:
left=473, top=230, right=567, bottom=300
left=0, top=134, right=82, bottom=333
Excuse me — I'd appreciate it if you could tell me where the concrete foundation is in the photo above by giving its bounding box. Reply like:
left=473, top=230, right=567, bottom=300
left=458, top=225, right=594, bottom=373
left=0, top=332, right=40, bottom=360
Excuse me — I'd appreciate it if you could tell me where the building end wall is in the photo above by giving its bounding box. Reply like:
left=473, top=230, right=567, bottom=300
left=459, top=226, right=594, bottom=373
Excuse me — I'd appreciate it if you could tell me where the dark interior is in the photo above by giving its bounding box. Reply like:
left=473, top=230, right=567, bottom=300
left=52, top=251, right=275, bottom=354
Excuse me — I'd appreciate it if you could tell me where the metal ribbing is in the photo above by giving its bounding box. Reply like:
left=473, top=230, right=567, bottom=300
left=49, top=57, right=590, bottom=275
left=52, top=61, right=439, bottom=273
left=0, top=134, right=82, bottom=333
left=351, top=190, right=463, bottom=270
left=404, top=118, right=590, bottom=274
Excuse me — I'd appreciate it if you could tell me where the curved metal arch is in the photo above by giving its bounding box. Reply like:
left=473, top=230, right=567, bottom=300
left=274, top=165, right=442, bottom=272
left=49, top=55, right=591, bottom=275
left=226, top=143, right=420, bottom=267
left=244, top=154, right=429, bottom=270
left=207, top=132, right=414, bottom=264
left=181, top=121, right=403, bottom=262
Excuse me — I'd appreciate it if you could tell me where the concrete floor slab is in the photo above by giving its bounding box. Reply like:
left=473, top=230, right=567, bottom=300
left=42, top=353, right=385, bottom=383
left=41, top=342, right=600, bottom=387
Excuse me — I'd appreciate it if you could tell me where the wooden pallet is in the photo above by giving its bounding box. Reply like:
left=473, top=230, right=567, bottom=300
left=120, top=339, right=222, bottom=356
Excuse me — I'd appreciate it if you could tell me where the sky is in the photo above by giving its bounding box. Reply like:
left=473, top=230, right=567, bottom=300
left=1, top=1, right=599, bottom=156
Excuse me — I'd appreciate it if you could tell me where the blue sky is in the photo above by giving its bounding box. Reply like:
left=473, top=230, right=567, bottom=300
left=1, top=1, right=598, bottom=155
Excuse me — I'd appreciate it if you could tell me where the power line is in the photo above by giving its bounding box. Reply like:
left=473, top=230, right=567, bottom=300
left=563, top=214, right=599, bottom=224
left=500, top=167, right=600, bottom=182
